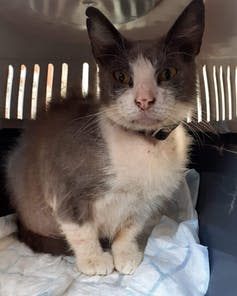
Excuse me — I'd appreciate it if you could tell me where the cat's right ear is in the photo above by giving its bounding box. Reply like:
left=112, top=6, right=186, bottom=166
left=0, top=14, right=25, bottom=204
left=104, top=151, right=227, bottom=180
left=86, top=7, right=126, bottom=64
left=165, top=0, right=205, bottom=57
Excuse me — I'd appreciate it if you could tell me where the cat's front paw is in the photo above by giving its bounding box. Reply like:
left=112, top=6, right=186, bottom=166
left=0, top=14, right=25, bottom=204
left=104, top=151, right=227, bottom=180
left=112, top=248, right=143, bottom=275
left=76, top=251, right=114, bottom=275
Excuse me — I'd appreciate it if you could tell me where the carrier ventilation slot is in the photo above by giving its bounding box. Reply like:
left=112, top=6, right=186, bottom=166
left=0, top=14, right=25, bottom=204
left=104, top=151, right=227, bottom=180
left=197, top=64, right=237, bottom=122
left=5, top=65, right=14, bottom=119
left=227, top=66, right=232, bottom=120
left=17, top=65, right=27, bottom=119
left=219, top=66, right=226, bottom=121
left=1, top=62, right=71, bottom=120
left=46, top=63, right=54, bottom=105
left=0, top=62, right=237, bottom=123
left=203, top=65, right=211, bottom=122
left=196, top=74, right=202, bottom=123
left=82, top=62, right=89, bottom=97
left=213, top=66, right=220, bottom=121
left=96, top=65, right=100, bottom=98
left=31, top=64, right=40, bottom=119
left=61, top=63, right=68, bottom=97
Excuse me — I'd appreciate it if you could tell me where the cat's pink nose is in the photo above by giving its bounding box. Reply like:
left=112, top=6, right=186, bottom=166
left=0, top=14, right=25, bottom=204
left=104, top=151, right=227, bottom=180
left=135, top=96, right=156, bottom=111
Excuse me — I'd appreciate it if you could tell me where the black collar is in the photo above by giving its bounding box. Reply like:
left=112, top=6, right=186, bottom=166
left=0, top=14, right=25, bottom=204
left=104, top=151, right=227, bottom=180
left=137, top=123, right=180, bottom=141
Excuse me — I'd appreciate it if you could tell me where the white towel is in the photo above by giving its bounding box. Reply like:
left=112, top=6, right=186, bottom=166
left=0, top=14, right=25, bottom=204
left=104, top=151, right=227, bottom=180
left=0, top=169, right=209, bottom=296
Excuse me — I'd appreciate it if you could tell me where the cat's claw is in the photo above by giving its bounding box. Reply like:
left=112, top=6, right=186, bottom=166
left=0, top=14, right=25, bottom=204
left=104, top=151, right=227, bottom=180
left=76, top=251, right=114, bottom=275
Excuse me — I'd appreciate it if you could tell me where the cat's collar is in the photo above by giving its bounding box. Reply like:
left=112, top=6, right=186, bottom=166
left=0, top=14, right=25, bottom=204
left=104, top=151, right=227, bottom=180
left=137, top=123, right=180, bottom=141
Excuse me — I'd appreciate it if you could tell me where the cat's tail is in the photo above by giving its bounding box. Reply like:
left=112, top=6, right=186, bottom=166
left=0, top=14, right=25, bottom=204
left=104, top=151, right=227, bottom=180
left=17, top=220, right=73, bottom=256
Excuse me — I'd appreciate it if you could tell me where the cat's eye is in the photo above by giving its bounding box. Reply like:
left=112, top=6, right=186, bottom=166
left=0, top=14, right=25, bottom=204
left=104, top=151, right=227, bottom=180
left=158, top=67, right=177, bottom=82
left=113, top=70, right=132, bottom=86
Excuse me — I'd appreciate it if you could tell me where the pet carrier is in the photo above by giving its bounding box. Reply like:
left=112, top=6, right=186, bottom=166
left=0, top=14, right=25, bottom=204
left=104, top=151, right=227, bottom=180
left=0, top=1, right=236, bottom=295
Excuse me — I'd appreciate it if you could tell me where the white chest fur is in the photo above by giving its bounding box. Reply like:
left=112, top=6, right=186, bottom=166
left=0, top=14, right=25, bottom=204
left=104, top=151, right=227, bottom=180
left=94, top=119, right=191, bottom=237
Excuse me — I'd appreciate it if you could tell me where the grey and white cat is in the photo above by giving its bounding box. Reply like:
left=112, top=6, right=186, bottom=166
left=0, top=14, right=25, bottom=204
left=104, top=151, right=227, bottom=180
left=6, top=0, right=204, bottom=275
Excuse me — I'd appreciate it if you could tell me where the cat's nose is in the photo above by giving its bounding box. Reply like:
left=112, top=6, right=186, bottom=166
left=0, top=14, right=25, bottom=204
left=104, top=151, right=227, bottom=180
left=135, top=96, right=156, bottom=111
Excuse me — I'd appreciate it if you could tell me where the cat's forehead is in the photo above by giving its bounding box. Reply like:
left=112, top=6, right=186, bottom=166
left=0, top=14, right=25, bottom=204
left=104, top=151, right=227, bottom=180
left=126, top=39, right=164, bottom=65
left=106, top=38, right=181, bottom=72
left=130, top=55, right=156, bottom=84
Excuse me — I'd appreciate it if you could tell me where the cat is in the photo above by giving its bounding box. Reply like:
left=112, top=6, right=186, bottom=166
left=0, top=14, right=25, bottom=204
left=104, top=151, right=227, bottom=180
left=6, top=0, right=205, bottom=275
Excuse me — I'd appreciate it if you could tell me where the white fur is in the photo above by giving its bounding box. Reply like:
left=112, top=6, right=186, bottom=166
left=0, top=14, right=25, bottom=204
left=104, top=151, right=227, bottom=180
left=94, top=118, right=191, bottom=239
left=112, top=222, right=145, bottom=274
left=60, top=222, right=114, bottom=275
left=131, top=56, right=157, bottom=101
left=104, top=56, right=191, bottom=131
left=112, top=239, right=143, bottom=274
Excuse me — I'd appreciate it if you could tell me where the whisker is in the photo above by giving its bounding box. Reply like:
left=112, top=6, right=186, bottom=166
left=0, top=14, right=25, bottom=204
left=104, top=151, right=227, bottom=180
left=204, top=145, right=237, bottom=156
left=61, top=105, right=120, bottom=137
left=180, top=120, right=204, bottom=148
left=67, top=105, right=119, bottom=124
left=167, top=113, right=206, bottom=148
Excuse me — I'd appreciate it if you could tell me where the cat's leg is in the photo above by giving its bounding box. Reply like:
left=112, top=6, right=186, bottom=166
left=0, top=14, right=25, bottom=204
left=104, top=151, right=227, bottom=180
left=60, top=222, right=114, bottom=275
left=112, top=218, right=159, bottom=274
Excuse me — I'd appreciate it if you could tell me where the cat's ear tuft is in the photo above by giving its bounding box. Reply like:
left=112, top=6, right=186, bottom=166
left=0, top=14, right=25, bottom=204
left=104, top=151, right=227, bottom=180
left=86, top=7, right=126, bottom=63
left=165, top=0, right=205, bottom=57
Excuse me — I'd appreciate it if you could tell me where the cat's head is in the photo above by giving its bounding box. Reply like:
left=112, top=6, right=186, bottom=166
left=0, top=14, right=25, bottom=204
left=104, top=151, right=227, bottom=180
left=86, top=0, right=205, bottom=132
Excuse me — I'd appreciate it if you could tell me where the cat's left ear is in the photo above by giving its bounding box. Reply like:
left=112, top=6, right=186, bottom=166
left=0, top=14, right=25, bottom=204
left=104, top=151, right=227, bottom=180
left=86, top=7, right=127, bottom=63
left=165, top=0, right=205, bottom=57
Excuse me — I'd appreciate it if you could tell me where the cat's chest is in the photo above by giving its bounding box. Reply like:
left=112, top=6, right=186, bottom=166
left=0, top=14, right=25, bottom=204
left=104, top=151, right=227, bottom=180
left=94, top=120, right=189, bottom=237
left=109, top=134, right=161, bottom=188
left=102, top=122, right=180, bottom=196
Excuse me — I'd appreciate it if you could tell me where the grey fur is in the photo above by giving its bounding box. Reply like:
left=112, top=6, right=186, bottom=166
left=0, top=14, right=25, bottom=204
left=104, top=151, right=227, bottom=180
left=7, top=97, right=110, bottom=239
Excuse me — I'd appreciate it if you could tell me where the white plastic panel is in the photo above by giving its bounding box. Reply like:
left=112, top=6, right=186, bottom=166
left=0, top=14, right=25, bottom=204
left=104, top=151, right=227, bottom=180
left=0, top=59, right=237, bottom=126
left=0, top=0, right=236, bottom=130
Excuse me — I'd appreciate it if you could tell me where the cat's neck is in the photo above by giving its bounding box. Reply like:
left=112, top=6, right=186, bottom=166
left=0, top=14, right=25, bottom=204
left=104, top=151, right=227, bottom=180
left=98, top=111, right=180, bottom=142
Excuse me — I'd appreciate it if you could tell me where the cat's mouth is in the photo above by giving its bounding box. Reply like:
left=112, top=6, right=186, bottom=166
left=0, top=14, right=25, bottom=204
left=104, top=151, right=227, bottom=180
left=130, top=117, right=160, bottom=126
left=129, top=110, right=170, bottom=128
